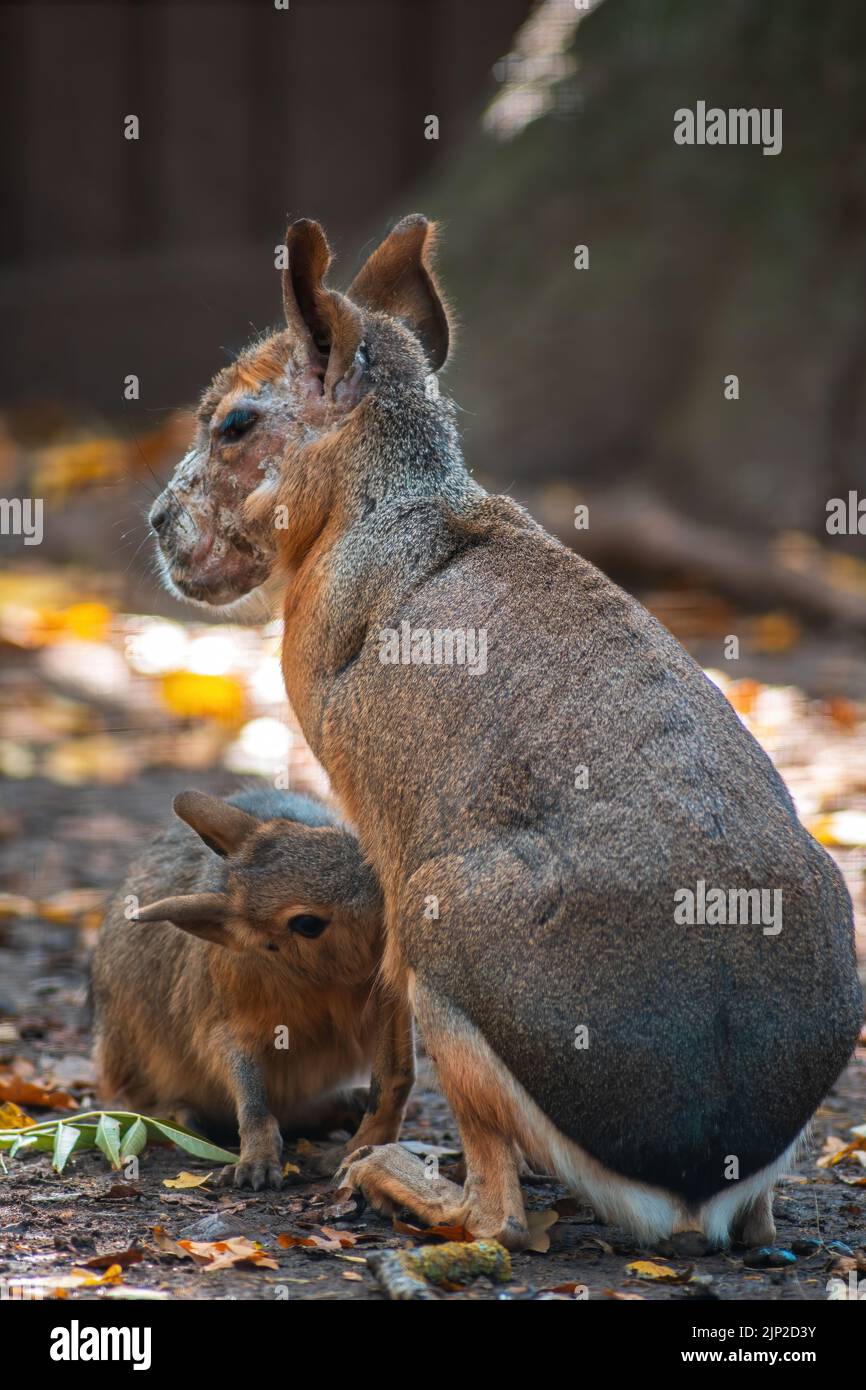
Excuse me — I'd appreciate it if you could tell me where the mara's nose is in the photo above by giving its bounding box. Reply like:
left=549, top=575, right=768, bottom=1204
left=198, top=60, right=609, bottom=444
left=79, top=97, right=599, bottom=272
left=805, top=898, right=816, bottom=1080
left=149, top=502, right=171, bottom=536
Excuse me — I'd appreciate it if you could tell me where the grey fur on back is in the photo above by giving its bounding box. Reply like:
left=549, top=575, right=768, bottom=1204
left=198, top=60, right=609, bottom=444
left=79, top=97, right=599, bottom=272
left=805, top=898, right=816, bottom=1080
left=306, top=400, right=863, bottom=1206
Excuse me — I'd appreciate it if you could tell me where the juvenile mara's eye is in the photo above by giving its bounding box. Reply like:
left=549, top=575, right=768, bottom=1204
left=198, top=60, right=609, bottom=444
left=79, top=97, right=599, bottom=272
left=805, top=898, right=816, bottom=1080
left=287, top=913, right=329, bottom=939
left=219, top=408, right=258, bottom=441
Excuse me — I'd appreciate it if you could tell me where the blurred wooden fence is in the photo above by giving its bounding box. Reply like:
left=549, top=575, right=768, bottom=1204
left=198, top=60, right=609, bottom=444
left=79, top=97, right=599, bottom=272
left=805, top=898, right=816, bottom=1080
left=0, top=0, right=527, bottom=418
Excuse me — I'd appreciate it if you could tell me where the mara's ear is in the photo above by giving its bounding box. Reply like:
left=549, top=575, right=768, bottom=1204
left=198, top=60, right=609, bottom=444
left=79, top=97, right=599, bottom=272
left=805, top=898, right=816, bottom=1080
left=173, top=791, right=258, bottom=859
left=347, top=213, right=450, bottom=372
left=282, top=218, right=364, bottom=396
left=282, top=218, right=334, bottom=358
left=133, top=893, right=235, bottom=948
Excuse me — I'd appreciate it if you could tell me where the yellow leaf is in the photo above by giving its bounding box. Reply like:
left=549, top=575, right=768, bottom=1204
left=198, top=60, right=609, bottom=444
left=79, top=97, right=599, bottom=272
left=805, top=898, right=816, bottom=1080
left=160, top=671, right=245, bottom=724
left=20, top=1263, right=127, bottom=1295
left=0, top=1100, right=36, bottom=1129
left=282, top=1161, right=301, bottom=1176
left=61, top=602, right=114, bottom=643
left=71, top=1263, right=125, bottom=1287
left=817, top=1137, right=866, bottom=1168
left=163, top=1170, right=213, bottom=1189
left=626, top=1260, right=682, bottom=1282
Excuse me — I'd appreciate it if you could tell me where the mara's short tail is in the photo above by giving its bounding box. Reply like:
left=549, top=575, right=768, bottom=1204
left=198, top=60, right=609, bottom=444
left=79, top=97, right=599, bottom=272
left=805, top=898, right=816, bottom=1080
left=535, top=1121, right=804, bottom=1246
left=411, top=978, right=806, bottom=1248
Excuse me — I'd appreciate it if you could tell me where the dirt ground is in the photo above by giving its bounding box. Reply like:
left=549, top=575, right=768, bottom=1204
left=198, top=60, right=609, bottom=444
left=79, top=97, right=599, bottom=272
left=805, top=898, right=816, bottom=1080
left=1, top=609, right=866, bottom=1302
left=0, top=765, right=864, bottom=1302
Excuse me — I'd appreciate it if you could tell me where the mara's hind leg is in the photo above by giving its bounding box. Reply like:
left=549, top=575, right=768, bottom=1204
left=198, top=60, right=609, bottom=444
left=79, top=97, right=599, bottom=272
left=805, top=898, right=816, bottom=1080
left=731, top=1187, right=776, bottom=1247
left=338, top=1142, right=466, bottom=1227
left=338, top=1132, right=528, bottom=1250
left=338, top=983, right=531, bottom=1250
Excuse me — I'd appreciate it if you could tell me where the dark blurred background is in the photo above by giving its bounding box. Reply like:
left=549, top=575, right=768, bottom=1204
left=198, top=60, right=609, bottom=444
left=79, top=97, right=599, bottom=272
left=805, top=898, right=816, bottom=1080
left=0, top=0, right=865, bottom=790
left=0, top=0, right=527, bottom=416
left=2, top=0, right=866, bottom=667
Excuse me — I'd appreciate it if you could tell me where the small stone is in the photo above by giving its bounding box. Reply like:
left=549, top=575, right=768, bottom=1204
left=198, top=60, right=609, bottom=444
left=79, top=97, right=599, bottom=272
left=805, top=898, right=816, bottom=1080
left=825, top=1240, right=854, bottom=1258
left=790, top=1237, right=822, bottom=1255
left=743, top=1246, right=797, bottom=1268
left=178, top=1212, right=250, bottom=1241
left=657, top=1231, right=711, bottom=1258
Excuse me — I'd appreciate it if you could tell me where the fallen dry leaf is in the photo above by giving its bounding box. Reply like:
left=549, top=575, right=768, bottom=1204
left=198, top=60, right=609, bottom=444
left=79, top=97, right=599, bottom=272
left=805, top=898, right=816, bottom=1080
left=151, top=1226, right=191, bottom=1259
left=626, top=1260, right=692, bottom=1283
left=317, top=1225, right=359, bottom=1248
left=321, top=1188, right=362, bottom=1221
left=0, top=1074, right=77, bottom=1111
left=178, top=1237, right=278, bottom=1271
left=18, top=1263, right=125, bottom=1295
left=278, top=1231, right=342, bottom=1251
left=393, top=1218, right=474, bottom=1242
left=83, top=1247, right=144, bottom=1271
left=817, top=1136, right=866, bottom=1168
left=526, top=1208, right=559, bottom=1254
left=163, top=1170, right=213, bottom=1189
left=0, top=1100, right=36, bottom=1129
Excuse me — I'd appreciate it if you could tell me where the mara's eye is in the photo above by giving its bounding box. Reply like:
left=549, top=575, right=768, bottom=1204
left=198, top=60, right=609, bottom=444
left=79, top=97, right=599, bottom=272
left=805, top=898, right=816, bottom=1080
left=219, top=407, right=258, bottom=441
left=287, top=913, right=329, bottom=939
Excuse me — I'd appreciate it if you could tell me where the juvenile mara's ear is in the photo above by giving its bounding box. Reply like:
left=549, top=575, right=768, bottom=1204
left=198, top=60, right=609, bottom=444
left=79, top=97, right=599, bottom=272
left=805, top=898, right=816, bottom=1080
left=282, top=218, right=364, bottom=396
left=133, top=893, right=235, bottom=948
left=347, top=213, right=450, bottom=372
left=173, top=791, right=258, bottom=859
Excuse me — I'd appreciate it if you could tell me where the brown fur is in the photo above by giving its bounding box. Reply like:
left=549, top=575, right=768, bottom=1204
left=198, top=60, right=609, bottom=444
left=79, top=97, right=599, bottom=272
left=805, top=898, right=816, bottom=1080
left=149, top=215, right=862, bottom=1244
left=91, top=788, right=394, bottom=1189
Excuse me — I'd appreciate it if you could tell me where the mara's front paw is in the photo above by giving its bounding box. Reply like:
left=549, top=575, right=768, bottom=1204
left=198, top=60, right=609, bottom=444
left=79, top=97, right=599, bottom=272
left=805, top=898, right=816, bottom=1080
left=218, top=1157, right=283, bottom=1191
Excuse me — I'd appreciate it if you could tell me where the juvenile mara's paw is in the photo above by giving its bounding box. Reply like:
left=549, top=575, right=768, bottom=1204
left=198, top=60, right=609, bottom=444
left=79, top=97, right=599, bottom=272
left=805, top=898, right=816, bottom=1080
left=218, top=1158, right=283, bottom=1191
